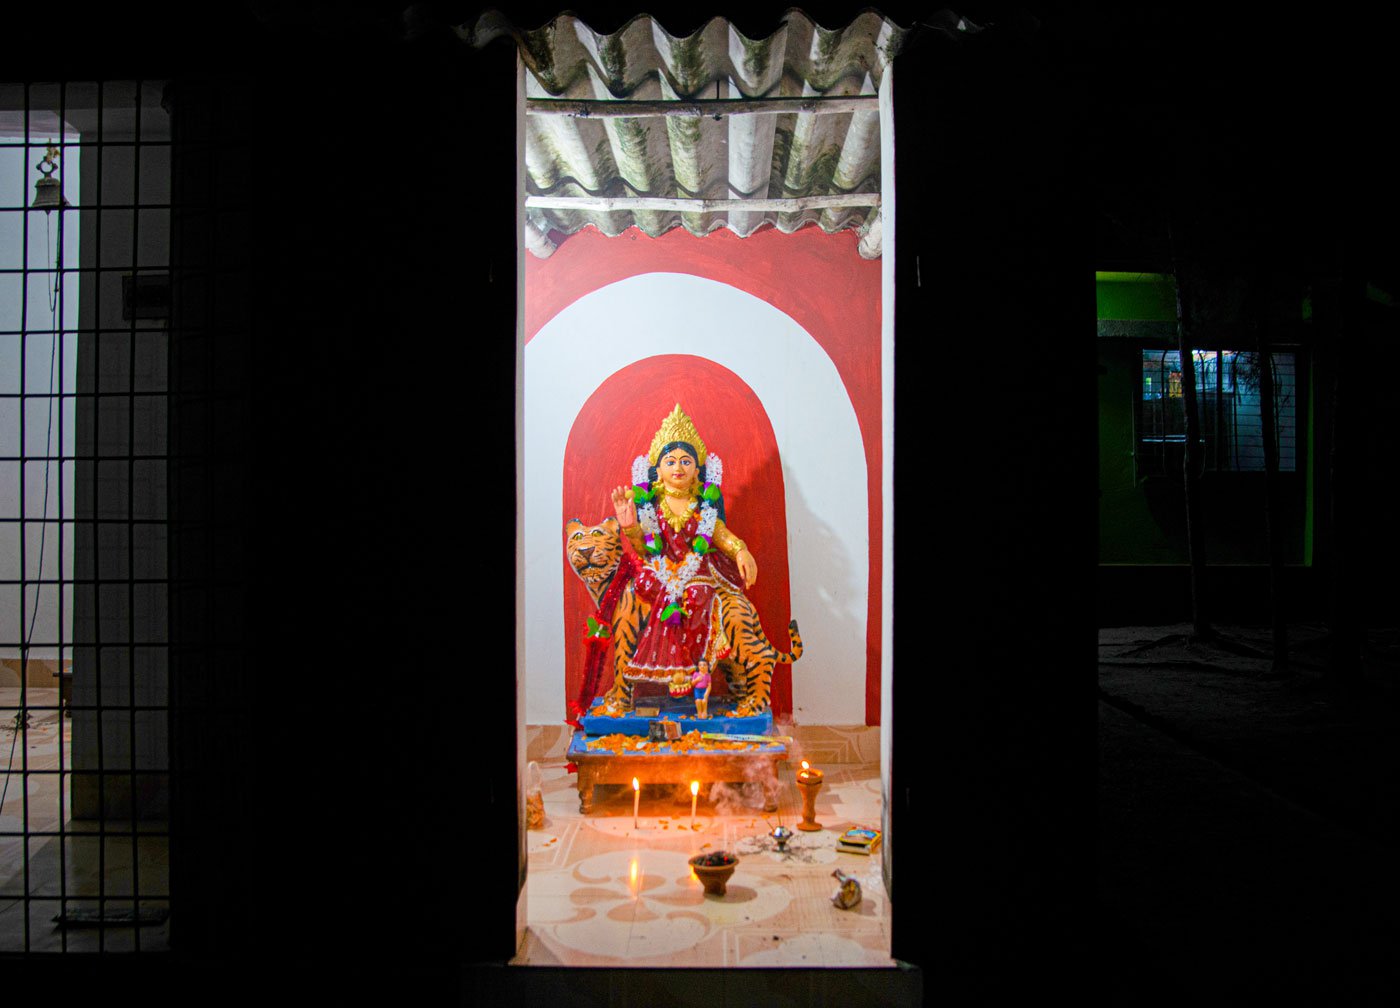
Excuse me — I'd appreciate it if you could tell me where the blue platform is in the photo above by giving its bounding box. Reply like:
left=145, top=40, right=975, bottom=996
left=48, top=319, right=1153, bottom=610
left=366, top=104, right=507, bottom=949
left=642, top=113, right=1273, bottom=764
left=578, top=696, right=774, bottom=738
left=568, top=730, right=786, bottom=758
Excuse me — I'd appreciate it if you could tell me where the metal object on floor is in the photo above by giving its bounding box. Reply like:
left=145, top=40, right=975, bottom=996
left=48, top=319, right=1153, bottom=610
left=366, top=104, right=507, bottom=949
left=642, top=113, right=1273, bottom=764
left=54, top=905, right=170, bottom=928
left=831, top=869, right=862, bottom=910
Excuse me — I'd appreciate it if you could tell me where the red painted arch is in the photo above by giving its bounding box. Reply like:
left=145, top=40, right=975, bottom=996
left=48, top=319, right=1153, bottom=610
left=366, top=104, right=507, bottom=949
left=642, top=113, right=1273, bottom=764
left=562, top=357, right=793, bottom=719
left=530, top=225, right=883, bottom=725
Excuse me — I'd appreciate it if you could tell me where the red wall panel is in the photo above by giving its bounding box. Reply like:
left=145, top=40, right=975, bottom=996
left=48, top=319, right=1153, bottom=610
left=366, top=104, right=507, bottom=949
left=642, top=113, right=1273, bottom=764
left=528, top=224, right=884, bottom=724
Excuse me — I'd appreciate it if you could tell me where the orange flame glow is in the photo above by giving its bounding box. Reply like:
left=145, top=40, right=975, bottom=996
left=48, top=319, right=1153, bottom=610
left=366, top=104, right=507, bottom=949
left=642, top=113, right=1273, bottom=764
left=690, top=780, right=700, bottom=796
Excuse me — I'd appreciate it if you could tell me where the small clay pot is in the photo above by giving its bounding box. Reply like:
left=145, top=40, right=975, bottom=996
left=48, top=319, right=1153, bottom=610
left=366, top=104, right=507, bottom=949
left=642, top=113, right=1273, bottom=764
left=688, top=854, right=738, bottom=896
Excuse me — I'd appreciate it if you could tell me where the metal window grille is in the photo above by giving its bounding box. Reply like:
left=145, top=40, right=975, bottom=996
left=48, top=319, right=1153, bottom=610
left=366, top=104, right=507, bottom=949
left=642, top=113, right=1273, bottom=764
left=0, top=80, right=170, bottom=953
left=1137, top=348, right=1298, bottom=478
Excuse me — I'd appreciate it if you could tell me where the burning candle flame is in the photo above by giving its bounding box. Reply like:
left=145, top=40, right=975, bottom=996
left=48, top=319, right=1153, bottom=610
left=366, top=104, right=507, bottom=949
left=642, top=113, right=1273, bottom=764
left=690, top=780, right=700, bottom=796
left=801, top=760, right=810, bottom=771
left=632, top=777, right=640, bottom=791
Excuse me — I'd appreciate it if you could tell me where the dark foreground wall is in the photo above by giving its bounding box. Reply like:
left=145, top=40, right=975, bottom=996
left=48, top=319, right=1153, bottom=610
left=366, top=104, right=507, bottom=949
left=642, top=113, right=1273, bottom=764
left=10, top=3, right=1099, bottom=1003
left=890, top=17, right=1094, bottom=995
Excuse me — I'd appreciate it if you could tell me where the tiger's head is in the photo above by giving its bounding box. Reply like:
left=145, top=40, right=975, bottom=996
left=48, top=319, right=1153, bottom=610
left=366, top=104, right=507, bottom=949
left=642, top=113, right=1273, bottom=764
left=565, top=517, right=623, bottom=604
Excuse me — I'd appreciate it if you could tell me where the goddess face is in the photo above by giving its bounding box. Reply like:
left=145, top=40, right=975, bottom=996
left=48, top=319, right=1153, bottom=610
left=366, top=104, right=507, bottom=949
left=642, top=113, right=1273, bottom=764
left=658, top=447, right=698, bottom=493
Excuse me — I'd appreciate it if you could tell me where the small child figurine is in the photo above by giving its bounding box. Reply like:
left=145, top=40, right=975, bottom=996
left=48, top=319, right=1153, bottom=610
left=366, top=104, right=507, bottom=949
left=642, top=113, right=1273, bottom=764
left=692, top=658, right=712, bottom=718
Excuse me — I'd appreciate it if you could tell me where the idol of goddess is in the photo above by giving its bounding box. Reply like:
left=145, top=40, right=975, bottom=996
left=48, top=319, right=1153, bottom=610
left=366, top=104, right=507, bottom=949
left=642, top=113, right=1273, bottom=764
left=609, top=405, right=758, bottom=683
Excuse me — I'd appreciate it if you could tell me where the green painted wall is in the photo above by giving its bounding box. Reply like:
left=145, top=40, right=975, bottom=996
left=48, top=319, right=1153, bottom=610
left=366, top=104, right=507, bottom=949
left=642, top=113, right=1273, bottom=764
left=1096, top=272, right=1176, bottom=322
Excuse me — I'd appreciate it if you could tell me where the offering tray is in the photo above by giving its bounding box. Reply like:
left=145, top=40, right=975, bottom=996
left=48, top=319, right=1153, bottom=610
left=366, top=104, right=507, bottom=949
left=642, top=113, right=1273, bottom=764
left=567, top=729, right=787, bottom=815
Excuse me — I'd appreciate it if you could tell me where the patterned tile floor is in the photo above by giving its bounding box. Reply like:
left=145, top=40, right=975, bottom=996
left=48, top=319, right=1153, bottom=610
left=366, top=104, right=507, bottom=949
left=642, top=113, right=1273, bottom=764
left=6, top=700, right=884, bottom=961
left=514, top=727, right=891, bottom=967
left=0, top=688, right=169, bottom=952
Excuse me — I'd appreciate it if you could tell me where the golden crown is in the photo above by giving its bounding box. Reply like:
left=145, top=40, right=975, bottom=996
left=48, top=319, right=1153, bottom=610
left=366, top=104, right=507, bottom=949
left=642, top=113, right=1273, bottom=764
left=647, top=404, right=707, bottom=466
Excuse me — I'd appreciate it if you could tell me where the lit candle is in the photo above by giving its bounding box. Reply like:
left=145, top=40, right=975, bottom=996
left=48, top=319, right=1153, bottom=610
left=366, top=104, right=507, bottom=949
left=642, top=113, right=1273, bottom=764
left=795, top=760, right=824, bottom=832
left=690, top=780, right=700, bottom=830
left=633, top=777, right=640, bottom=829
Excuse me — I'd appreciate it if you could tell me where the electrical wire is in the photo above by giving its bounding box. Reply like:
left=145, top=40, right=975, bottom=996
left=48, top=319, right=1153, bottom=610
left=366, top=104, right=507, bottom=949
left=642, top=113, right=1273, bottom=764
left=1, top=205, right=62, bottom=819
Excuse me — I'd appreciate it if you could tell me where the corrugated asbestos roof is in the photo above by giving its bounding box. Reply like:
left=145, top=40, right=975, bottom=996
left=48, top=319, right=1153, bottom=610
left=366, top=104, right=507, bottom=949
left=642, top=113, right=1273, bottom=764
left=467, top=9, right=913, bottom=257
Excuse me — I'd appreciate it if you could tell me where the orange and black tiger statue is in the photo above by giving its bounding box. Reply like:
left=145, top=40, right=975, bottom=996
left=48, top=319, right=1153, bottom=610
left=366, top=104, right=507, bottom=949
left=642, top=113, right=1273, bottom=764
left=565, top=515, right=801, bottom=719
left=564, top=517, right=643, bottom=723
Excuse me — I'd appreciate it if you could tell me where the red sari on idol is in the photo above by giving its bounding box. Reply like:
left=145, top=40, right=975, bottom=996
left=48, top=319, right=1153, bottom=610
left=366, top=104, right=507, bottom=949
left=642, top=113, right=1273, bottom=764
left=625, top=510, right=745, bottom=679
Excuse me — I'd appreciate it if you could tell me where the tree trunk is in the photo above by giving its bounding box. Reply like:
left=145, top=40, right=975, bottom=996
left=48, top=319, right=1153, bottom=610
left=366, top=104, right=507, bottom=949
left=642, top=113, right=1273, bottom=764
left=1253, top=275, right=1288, bottom=675
left=1169, top=219, right=1211, bottom=640
left=1326, top=268, right=1363, bottom=687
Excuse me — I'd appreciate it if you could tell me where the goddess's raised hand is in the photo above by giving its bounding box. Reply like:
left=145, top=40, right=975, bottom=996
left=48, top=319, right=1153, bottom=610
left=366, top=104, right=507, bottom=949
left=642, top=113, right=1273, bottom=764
left=610, top=484, right=637, bottom=528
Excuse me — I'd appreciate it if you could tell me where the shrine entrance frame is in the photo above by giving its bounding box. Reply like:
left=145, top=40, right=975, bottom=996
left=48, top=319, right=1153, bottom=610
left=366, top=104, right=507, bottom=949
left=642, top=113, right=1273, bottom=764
left=510, top=50, right=899, bottom=957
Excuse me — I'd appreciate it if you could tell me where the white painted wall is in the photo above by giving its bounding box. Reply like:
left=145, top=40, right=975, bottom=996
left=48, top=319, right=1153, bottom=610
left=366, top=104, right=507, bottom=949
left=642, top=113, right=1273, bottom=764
left=524, top=272, right=869, bottom=725
left=514, top=55, right=530, bottom=952
left=0, top=135, right=80, bottom=661
left=878, top=63, right=897, bottom=901
left=2, top=86, right=171, bottom=817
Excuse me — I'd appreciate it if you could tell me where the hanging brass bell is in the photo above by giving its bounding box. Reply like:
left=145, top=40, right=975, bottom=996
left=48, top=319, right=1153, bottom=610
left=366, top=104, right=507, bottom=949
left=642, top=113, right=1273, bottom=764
left=31, top=143, right=70, bottom=213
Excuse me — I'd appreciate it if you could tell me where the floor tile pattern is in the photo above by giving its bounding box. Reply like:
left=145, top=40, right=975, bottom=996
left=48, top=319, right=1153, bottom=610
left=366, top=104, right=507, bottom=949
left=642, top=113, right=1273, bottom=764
left=515, top=736, right=890, bottom=968
left=0, top=687, right=169, bottom=952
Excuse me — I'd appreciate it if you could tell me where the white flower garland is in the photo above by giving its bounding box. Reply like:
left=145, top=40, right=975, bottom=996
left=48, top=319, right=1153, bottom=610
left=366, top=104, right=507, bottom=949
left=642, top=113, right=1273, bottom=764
left=638, top=498, right=661, bottom=537
left=649, top=501, right=718, bottom=607
left=655, top=549, right=703, bottom=608
left=696, top=505, right=718, bottom=536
